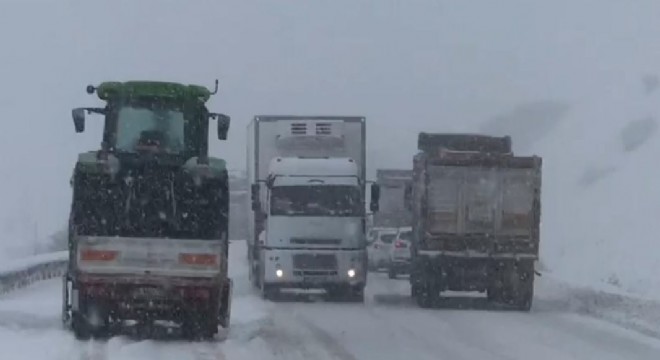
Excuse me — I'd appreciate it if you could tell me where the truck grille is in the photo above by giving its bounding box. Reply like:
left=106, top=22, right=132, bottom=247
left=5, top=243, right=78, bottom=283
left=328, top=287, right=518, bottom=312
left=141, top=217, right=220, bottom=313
left=293, top=254, right=337, bottom=270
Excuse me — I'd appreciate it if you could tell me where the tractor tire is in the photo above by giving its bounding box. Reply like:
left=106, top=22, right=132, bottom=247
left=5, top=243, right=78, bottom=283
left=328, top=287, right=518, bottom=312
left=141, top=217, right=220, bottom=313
left=71, top=312, right=91, bottom=340
left=219, top=280, right=232, bottom=329
left=71, top=299, right=109, bottom=340
left=182, top=315, right=217, bottom=341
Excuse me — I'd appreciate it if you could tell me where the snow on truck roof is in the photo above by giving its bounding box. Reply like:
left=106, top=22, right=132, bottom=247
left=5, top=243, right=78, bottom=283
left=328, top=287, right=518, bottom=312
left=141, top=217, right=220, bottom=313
left=268, top=157, right=359, bottom=177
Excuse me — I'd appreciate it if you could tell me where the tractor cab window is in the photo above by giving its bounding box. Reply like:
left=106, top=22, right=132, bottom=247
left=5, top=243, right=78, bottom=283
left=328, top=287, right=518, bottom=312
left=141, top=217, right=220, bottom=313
left=114, top=104, right=186, bottom=154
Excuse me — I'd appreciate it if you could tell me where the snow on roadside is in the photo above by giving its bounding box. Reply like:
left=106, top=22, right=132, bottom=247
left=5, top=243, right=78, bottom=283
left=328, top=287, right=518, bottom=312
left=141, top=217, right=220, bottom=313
left=481, top=78, right=660, bottom=300
left=537, top=272, right=660, bottom=340
left=0, top=251, right=66, bottom=275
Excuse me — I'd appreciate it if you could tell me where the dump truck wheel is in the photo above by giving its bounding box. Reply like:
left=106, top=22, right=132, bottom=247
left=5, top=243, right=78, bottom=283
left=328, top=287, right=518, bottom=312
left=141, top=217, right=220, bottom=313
left=499, top=261, right=534, bottom=311
left=388, top=267, right=397, bottom=279
left=348, top=285, right=365, bottom=303
left=415, top=281, right=438, bottom=308
left=411, top=284, right=419, bottom=298
left=512, top=268, right=534, bottom=311
left=487, top=275, right=505, bottom=303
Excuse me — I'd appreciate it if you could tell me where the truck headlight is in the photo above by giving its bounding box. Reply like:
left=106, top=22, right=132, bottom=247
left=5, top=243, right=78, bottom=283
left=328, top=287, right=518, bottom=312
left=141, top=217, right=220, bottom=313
left=276, top=269, right=283, bottom=278
left=347, top=269, right=356, bottom=278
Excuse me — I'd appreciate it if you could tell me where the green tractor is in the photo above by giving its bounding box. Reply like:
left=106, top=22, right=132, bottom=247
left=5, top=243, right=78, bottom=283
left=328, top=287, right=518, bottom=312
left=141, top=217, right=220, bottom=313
left=62, top=80, right=233, bottom=340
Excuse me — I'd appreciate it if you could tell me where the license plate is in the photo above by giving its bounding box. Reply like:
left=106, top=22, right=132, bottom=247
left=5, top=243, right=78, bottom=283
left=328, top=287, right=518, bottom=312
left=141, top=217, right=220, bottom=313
left=303, top=276, right=330, bottom=283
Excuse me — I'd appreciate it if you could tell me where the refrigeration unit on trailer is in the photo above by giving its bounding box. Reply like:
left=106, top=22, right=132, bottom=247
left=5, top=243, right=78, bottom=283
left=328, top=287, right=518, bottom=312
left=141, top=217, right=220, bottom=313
left=405, top=133, right=542, bottom=310
left=246, top=116, right=380, bottom=302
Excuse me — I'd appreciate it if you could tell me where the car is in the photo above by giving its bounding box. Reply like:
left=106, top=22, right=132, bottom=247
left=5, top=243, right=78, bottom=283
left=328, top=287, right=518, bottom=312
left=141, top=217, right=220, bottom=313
left=388, top=226, right=412, bottom=279
left=367, top=228, right=398, bottom=271
left=367, top=227, right=387, bottom=244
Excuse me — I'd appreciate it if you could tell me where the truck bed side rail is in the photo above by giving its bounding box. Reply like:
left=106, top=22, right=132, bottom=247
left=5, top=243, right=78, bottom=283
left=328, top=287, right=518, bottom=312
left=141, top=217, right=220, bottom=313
left=423, top=153, right=541, bottom=169
left=419, top=232, right=539, bottom=258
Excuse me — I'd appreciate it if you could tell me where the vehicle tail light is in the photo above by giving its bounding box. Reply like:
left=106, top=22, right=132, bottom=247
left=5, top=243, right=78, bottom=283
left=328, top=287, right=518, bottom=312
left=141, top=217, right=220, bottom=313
left=80, top=249, right=119, bottom=262
left=394, top=240, right=407, bottom=248
left=179, top=253, right=218, bottom=266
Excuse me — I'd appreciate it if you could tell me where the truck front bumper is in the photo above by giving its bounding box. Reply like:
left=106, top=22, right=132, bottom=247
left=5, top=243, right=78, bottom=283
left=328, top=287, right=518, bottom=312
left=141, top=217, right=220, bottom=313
left=261, top=248, right=366, bottom=288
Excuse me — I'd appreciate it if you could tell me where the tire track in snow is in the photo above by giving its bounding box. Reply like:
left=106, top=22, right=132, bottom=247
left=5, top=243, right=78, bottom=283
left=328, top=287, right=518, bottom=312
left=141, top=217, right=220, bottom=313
left=76, top=341, right=108, bottom=360
left=293, top=314, right=358, bottom=360
left=192, top=343, right=226, bottom=360
left=255, top=311, right=358, bottom=360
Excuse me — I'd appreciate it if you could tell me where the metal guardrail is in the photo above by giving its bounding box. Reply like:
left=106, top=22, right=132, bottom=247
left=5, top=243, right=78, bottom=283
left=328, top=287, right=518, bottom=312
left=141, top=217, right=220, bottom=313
left=0, top=251, right=68, bottom=295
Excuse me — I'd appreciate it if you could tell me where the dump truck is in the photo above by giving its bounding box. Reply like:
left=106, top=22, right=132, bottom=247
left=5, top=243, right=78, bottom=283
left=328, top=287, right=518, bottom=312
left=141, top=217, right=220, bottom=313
left=371, top=169, right=412, bottom=229
left=62, top=80, right=233, bottom=339
left=246, top=116, right=379, bottom=302
left=405, top=133, right=542, bottom=310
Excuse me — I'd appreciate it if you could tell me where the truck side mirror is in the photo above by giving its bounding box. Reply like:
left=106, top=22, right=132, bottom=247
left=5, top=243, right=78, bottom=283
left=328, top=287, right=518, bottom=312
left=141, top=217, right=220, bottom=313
left=212, top=113, right=231, bottom=140
left=370, top=183, right=380, bottom=212
left=72, top=108, right=85, bottom=133
left=404, top=183, right=412, bottom=211
left=251, top=183, right=260, bottom=212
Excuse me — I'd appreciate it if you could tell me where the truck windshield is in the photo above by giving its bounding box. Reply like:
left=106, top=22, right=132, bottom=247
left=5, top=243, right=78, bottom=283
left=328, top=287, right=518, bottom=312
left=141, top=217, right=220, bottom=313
left=114, top=104, right=185, bottom=154
left=270, top=185, right=362, bottom=217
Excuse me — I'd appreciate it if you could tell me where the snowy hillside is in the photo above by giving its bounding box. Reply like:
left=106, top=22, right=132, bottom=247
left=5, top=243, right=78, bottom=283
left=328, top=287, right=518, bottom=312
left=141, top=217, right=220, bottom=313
left=481, top=79, right=660, bottom=299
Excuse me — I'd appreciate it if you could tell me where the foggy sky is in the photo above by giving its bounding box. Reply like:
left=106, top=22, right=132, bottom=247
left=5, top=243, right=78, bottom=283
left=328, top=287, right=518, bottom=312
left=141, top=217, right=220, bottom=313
left=1, top=0, right=660, bottom=254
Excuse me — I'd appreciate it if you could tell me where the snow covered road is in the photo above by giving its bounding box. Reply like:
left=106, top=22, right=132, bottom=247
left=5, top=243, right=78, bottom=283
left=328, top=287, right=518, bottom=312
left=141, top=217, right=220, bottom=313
left=1, top=241, right=660, bottom=360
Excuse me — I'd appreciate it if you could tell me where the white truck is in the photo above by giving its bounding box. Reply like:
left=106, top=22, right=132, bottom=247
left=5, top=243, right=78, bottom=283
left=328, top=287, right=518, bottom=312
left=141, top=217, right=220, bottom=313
left=246, top=116, right=380, bottom=302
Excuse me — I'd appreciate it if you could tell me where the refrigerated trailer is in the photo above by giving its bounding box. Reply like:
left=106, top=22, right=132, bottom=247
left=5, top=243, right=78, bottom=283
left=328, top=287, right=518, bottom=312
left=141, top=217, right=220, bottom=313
left=246, top=116, right=379, bottom=302
left=406, top=133, right=541, bottom=310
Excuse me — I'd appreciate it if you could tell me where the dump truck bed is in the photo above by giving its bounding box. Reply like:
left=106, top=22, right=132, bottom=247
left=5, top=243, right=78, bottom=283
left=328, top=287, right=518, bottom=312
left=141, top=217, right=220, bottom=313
left=414, top=151, right=541, bottom=257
